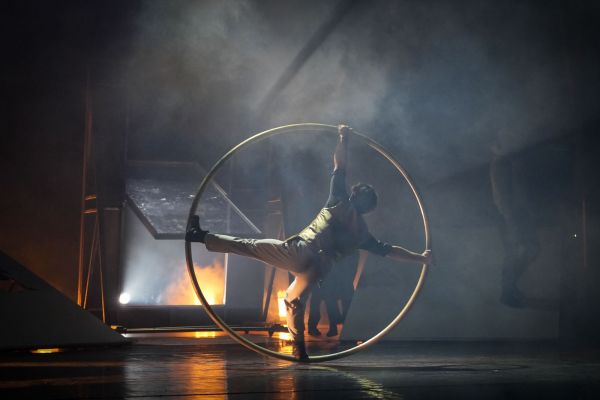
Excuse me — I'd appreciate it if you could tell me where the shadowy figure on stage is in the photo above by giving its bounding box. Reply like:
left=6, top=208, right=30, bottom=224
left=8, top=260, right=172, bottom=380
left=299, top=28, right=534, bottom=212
left=490, top=139, right=540, bottom=308
left=308, top=250, right=358, bottom=337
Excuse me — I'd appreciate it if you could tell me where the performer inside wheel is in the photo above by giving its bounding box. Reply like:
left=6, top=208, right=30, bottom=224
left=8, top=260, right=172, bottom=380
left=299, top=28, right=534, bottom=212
left=186, top=124, right=433, bottom=360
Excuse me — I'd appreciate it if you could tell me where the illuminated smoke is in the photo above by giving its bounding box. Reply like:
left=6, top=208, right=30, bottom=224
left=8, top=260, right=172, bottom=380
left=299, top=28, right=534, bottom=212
left=164, top=260, right=225, bottom=305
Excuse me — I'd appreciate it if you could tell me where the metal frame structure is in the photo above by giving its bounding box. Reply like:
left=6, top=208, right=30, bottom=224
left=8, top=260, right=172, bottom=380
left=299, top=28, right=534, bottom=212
left=76, top=80, right=106, bottom=322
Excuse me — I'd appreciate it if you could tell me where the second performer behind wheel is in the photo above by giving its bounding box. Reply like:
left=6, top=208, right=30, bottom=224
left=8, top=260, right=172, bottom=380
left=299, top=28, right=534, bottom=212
left=186, top=124, right=433, bottom=360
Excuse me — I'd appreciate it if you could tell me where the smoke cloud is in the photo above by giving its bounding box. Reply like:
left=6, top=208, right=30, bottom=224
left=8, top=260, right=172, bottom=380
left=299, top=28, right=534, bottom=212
left=118, top=0, right=582, bottom=339
left=122, top=0, right=572, bottom=184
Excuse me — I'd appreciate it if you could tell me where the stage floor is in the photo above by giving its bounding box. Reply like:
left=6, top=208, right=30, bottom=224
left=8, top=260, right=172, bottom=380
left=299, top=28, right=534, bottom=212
left=1, top=333, right=599, bottom=399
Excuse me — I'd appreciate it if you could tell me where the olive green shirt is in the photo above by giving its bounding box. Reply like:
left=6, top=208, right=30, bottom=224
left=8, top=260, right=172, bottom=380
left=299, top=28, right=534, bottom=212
left=297, top=169, right=390, bottom=260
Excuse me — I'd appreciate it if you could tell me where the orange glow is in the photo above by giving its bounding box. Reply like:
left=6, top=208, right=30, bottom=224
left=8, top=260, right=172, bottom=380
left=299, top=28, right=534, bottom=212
left=277, top=290, right=287, bottom=320
left=194, top=331, right=217, bottom=339
left=276, top=332, right=292, bottom=341
left=274, top=332, right=295, bottom=356
left=164, top=259, right=225, bottom=305
left=30, top=348, right=62, bottom=354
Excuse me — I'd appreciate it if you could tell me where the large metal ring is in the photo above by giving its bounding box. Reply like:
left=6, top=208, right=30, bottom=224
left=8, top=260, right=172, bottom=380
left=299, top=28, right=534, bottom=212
left=185, top=123, right=430, bottom=362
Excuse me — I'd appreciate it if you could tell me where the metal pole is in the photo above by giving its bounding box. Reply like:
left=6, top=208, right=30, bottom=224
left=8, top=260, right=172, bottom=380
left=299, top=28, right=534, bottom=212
left=77, top=77, right=93, bottom=306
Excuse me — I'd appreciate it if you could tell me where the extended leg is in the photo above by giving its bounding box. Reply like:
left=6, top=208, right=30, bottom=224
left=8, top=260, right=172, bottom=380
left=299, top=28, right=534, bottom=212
left=199, top=230, right=320, bottom=360
left=205, top=234, right=309, bottom=273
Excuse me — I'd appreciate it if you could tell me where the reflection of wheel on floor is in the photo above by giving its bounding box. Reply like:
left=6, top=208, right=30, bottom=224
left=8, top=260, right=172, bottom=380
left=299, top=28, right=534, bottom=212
left=185, top=123, right=430, bottom=362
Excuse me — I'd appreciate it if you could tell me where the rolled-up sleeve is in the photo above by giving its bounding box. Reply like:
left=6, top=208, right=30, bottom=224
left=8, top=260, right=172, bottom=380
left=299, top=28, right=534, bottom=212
left=359, top=234, right=392, bottom=257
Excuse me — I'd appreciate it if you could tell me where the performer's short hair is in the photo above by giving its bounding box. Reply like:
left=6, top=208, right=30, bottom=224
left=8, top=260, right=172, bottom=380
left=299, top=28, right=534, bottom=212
left=350, top=183, right=378, bottom=214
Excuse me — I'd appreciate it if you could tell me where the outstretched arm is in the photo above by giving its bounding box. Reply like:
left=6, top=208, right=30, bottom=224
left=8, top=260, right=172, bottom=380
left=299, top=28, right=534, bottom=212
left=360, top=235, right=433, bottom=265
left=387, top=246, right=433, bottom=265
left=334, top=124, right=350, bottom=172
left=325, top=125, right=351, bottom=207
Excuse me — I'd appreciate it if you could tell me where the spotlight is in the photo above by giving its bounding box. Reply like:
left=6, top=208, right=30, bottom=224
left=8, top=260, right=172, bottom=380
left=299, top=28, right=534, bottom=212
left=119, top=292, right=131, bottom=305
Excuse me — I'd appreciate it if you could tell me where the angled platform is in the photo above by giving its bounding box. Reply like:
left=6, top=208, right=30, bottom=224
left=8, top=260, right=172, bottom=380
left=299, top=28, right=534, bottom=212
left=125, top=161, right=262, bottom=239
left=0, top=251, right=127, bottom=351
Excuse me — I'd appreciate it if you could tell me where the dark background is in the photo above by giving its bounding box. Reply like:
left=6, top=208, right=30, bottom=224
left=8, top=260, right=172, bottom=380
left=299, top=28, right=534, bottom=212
left=1, top=0, right=599, bottom=338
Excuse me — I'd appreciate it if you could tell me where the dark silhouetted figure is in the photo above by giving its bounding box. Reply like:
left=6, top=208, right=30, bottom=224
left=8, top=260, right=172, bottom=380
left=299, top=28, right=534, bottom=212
left=491, top=147, right=540, bottom=308
left=308, top=250, right=358, bottom=337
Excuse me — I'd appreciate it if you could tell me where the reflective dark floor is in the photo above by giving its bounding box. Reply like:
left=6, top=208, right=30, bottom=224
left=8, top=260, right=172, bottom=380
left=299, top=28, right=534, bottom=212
left=1, top=333, right=599, bottom=399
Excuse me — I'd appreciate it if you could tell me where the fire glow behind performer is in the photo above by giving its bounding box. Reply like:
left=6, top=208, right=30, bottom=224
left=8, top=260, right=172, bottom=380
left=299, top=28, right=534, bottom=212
left=186, top=125, right=433, bottom=360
